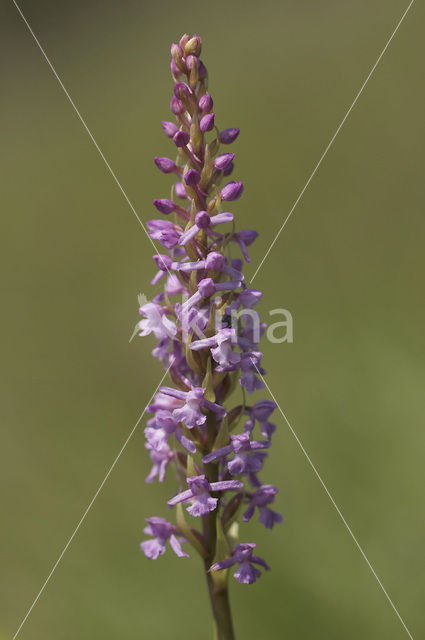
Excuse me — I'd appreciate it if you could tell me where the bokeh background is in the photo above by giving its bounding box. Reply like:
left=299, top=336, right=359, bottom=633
left=1, top=1, right=424, bottom=638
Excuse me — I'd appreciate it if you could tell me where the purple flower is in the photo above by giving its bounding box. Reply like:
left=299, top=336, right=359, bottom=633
left=159, top=386, right=226, bottom=428
left=190, top=328, right=240, bottom=369
left=245, top=400, right=277, bottom=439
left=243, top=485, right=283, bottom=529
left=232, top=229, right=259, bottom=262
left=147, top=220, right=181, bottom=249
left=135, top=34, right=281, bottom=604
left=221, top=181, right=244, bottom=201
left=168, top=475, right=243, bottom=516
left=137, top=302, right=177, bottom=340
left=240, top=352, right=266, bottom=393
left=179, top=211, right=233, bottom=245
left=145, top=442, right=173, bottom=483
left=147, top=409, right=196, bottom=454
left=219, top=128, right=240, bottom=144
left=203, top=432, right=269, bottom=475
left=210, top=543, right=269, bottom=584
left=141, top=517, right=189, bottom=559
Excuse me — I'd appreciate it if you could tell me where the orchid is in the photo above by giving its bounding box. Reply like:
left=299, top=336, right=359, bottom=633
left=135, top=33, right=282, bottom=640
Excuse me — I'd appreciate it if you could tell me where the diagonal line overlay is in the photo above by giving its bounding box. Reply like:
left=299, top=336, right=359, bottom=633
left=12, top=364, right=172, bottom=640
left=250, top=0, right=415, bottom=283
left=12, top=0, right=173, bottom=277
left=251, top=359, right=414, bottom=639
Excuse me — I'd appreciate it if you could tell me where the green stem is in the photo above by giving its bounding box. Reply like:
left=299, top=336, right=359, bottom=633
left=204, top=561, right=235, bottom=640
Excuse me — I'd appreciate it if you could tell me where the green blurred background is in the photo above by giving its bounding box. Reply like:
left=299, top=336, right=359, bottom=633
left=1, top=1, right=424, bottom=638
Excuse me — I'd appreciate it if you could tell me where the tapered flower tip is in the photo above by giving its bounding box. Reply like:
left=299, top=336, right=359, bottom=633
left=170, top=43, right=183, bottom=60
left=173, top=130, right=190, bottom=147
left=179, top=34, right=190, bottom=49
left=170, top=58, right=182, bottom=77
left=154, top=157, right=176, bottom=174
left=186, top=54, right=199, bottom=71
left=183, top=34, right=202, bottom=57
left=170, top=96, right=184, bottom=115
left=214, top=153, right=234, bottom=171
left=195, top=211, right=210, bottom=228
left=184, top=169, right=201, bottom=186
left=221, top=181, right=244, bottom=201
left=219, top=128, right=240, bottom=144
left=205, top=251, right=224, bottom=270
left=200, top=113, right=215, bottom=132
left=153, top=198, right=176, bottom=214
left=174, top=82, right=191, bottom=100
left=198, top=93, right=213, bottom=113
left=161, top=121, right=178, bottom=138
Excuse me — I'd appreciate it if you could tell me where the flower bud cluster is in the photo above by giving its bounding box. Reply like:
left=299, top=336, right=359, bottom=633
left=136, top=34, right=281, bottom=585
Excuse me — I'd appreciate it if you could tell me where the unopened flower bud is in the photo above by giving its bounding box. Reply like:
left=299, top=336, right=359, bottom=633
left=221, top=181, right=244, bottom=201
left=161, top=121, right=178, bottom=138
left=170, top=58, right=182, bottom=78
left=186, top=55, right=199, bottom=71
left=183, top=34, right=202, bottom=57
left=200, top=113, right=215, bottom=132
left=219, top=128, right=240, bottom=144
left=184, top=169, right=201, bottom=186
left=195, top=211, right=211, bottom=228
left=198, top=93, right=213, bottom=113
left=153, top=198, right=176, bottom=214
left=170, top=96, right=184, bottom=115
left=174, top=82, right=191, bottom=101
left=173, top=130, right=190, bottom=147
left=179, top=34, right=190, bottom=49
left=154, top=157, right=177, bottom=174
left=214, top=153, right=234, bottom=171
left=170, top=43, right=186, bottom=72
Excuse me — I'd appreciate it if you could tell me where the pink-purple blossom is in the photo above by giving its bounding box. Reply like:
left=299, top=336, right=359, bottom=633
left=134, top=34, right=282, bottom=609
